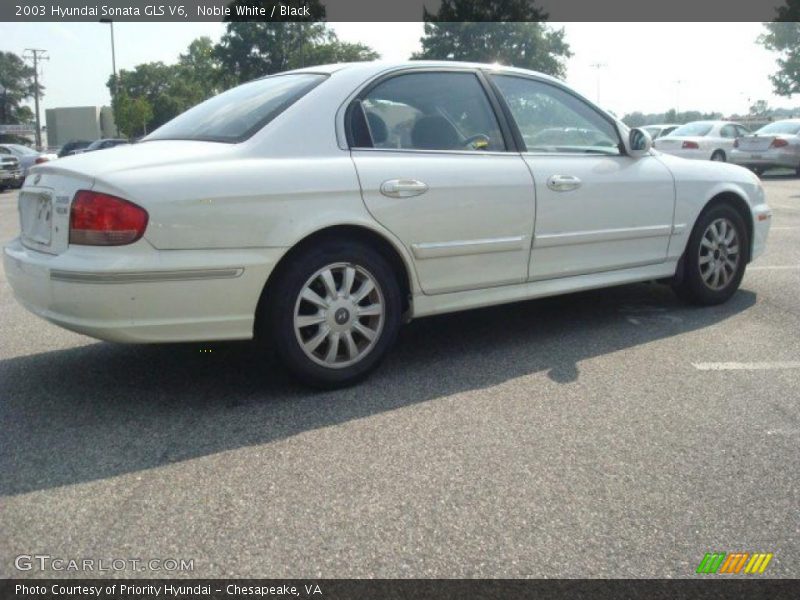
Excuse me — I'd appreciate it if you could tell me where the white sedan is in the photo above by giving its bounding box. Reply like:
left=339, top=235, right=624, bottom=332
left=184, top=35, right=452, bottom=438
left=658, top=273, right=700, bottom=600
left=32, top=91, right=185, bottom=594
left=654, top=120, right=750, bottom=162
left=4, top=61, right=772, bottom=387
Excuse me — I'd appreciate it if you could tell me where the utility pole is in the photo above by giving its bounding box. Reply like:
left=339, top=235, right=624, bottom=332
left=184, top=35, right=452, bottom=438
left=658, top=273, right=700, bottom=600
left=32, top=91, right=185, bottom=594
left=100, top=19, right=120, bottom=136
left=589, top=62, right=607, bottom=104
left=674, top=79, right=683, bottom=117
left=24, top=48, right=48, bottom=150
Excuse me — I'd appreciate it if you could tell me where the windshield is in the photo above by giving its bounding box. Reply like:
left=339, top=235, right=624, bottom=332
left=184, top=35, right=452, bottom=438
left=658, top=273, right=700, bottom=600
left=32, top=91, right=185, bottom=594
left=670, top=122, right=714, bottom=137
left=756, top=121, right=800, bottom=135
left=145, top=73, right=327, bottom=143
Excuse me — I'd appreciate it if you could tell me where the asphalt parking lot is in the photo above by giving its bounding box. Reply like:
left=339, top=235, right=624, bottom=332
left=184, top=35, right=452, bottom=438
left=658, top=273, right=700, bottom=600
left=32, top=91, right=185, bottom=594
left=1, top=176, right=798, bottom=579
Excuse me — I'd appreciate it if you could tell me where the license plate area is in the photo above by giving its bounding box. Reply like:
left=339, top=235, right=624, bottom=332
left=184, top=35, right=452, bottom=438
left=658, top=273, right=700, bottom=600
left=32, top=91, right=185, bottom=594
left=20, top=190, right=54, bottom=247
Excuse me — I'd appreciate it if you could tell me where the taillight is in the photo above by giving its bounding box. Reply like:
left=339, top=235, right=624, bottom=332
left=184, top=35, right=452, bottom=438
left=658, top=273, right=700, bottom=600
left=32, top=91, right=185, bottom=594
left=34, top=157, right=49, bottom=164
left=682, top=141, right=700, bottom=149
left=770, top=138, right=789, bottom=148
left=70, top=190, right=148, bottom=246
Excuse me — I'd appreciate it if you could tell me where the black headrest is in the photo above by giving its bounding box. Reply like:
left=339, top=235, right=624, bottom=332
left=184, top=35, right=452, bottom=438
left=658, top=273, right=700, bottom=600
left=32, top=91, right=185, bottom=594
left=411, top=115, right=462, bottom=150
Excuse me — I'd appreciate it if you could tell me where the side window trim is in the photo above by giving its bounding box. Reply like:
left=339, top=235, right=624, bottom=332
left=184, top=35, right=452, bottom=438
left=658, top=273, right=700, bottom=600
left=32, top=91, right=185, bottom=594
left=486, top=72, right=626, bottom=156
left=345, top=67, right=517, bottom=154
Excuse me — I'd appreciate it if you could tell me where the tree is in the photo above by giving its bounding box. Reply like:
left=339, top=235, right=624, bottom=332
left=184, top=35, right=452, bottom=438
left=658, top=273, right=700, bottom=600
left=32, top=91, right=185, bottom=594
left=749, top=99, right=770, bottom=116
left=759, top=20, right=800, bottom=97
left=412, top=1, right=571, bottom=78
left=216, top=22, right=378, bottom=83
left=180, top=36, right=231, bottom=94
left=108, top=36, right=229, bottom=135
left=0, top=51, right=41, bottom=125
left=114, top=93, right=154, bottom=138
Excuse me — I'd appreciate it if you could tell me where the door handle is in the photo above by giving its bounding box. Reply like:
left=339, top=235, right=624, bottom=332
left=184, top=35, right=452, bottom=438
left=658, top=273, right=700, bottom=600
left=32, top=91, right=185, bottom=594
left=547, top=174, right=582, bottom=192
left=380, top=179, right=429, bottom=198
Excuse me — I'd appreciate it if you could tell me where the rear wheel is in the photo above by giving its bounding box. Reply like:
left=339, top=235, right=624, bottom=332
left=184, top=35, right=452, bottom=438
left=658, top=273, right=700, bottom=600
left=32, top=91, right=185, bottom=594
left=710, top=150, right=726, bottom=162
left=264, top=240, right=402, bottom=388
left=672, top=203, right=748, bottom=305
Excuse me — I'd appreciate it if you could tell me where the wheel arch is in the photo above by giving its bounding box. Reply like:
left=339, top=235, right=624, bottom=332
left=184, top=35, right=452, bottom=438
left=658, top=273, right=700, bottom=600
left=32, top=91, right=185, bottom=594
left=700, top=191, right=754, bottom=263
left=255, top=224, right=417, bottom=337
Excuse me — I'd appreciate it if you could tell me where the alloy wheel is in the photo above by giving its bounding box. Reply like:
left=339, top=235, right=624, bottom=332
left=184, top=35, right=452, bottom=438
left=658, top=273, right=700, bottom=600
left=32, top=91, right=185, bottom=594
left=293, top=262, right=385, bottom=369
left=698, top=217, right=740, bottom=291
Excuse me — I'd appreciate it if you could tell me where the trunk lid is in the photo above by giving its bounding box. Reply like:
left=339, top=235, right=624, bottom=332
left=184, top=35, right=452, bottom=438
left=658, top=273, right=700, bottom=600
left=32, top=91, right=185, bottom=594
left=20, top=140, right=235, bottom=255
left=736, top=135, right=775, bottom=152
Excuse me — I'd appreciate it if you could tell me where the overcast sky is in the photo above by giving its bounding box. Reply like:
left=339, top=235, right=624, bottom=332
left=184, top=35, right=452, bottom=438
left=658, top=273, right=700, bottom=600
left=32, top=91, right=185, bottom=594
left=0, top=22, right=792, bottom=119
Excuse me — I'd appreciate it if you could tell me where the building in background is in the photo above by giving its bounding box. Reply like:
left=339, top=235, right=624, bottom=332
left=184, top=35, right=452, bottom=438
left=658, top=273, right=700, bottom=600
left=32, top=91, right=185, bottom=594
left=45, top=106, right=116, bottom=150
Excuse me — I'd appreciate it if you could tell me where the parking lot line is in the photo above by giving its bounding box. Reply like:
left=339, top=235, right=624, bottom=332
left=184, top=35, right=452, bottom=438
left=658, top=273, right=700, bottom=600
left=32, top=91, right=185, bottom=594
left=692, top=361, right=800, bottom=371
left=748, top=265, right=800, bottom=271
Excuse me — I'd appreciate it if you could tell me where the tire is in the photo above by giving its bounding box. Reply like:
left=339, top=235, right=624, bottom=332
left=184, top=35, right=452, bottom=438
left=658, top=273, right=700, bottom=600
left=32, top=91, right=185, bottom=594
left=264, top=239, right=402, bottom=388
left=710, top=150, right=726, bottom=162
left=672, top=203, right=748, bottom=306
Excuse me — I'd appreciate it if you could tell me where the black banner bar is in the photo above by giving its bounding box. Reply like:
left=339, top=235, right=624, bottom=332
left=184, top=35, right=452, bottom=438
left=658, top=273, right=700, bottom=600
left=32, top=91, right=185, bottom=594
left=2, top=579, right=800, bottom=600
left=1, top=0, right=796, bottom=23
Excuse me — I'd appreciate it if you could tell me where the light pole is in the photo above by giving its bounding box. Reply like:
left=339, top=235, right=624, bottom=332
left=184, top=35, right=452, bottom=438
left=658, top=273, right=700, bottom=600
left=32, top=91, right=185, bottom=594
left=100, top=19, right=120, bottom=136
left=674, top=79, right=683, bottom=116
left=589, top=62, right=607, bottom=105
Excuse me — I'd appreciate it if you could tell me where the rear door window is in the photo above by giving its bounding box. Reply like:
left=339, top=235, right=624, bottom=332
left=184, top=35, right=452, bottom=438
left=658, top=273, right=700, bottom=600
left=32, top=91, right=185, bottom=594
left=352, top=71, right=506, bottom=152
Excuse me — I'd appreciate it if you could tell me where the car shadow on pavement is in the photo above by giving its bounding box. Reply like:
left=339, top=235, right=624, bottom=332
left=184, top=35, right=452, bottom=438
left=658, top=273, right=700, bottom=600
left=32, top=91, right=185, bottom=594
left=0, top=282, right=756, bottom=496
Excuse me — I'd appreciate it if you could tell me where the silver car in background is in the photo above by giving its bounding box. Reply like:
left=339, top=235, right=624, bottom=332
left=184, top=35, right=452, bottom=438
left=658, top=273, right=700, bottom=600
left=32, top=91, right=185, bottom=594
left=730, top=119, right=800, bottom=176
left=0, top=144, right=54, bottom=177
left=654, top=121, right=750, bottom=162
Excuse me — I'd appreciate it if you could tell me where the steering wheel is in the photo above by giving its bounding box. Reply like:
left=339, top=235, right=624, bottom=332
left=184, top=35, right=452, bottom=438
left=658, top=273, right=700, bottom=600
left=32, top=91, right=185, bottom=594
left=462, top=134, right=491, bottom=150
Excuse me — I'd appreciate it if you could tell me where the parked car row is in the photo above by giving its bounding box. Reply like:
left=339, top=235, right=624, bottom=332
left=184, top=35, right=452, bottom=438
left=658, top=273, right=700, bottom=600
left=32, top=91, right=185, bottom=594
left=0, top=139, right=133, bottom=192
left=652, top=119, right=800, bottom=175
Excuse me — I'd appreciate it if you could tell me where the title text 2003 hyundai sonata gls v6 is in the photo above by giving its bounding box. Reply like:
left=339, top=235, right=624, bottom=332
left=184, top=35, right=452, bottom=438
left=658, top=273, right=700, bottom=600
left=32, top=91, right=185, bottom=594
left=4, top=61, right=772, bottom=387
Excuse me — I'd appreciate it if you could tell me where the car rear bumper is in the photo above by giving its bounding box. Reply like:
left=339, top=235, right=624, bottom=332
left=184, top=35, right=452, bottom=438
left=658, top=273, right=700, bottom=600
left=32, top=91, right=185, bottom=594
left=730, top=149, right=798, bottom=170
left=3, top=238, right=286, bottom=343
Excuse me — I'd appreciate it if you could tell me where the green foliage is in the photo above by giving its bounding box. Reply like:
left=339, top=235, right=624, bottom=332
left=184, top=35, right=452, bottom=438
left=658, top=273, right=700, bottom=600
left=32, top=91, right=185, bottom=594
left=621, top=109, right=723, bottom=127
left=114, top=93, right=154, bottom=138
left=0, top=51, right=42, bottom=124
left=216, top=22, right=378, bottom=82
left=759, top=20, right=800, bottom=97
left=412, top=1, right=570, bottom=78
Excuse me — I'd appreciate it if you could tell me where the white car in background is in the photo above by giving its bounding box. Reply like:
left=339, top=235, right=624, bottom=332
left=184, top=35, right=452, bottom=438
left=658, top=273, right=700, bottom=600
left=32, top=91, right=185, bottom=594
left=730, top=119, right=800, bottom=176
left=655, top=121, right=750, bottom=162
left=4, top=61, right=772, bottom=387
left=642, top=123, right=680, bottom=141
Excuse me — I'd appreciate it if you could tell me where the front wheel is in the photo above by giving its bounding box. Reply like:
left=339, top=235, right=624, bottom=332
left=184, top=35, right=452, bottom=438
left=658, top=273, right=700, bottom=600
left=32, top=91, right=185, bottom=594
left=672, top=204, right=748, bottom=305
left=264, top=240, right=402, bottom=388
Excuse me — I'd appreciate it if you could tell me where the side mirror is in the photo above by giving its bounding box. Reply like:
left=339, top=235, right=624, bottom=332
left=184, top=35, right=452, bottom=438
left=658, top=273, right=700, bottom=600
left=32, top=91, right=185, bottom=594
left=627, top=128, right=653, bottom=157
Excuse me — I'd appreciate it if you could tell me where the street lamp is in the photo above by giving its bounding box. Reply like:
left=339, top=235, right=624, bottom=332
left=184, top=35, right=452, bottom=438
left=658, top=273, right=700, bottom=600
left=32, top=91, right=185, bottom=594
left=99, top=19, right=120, bottom=136
left=589, top=62, right=607, bottom=105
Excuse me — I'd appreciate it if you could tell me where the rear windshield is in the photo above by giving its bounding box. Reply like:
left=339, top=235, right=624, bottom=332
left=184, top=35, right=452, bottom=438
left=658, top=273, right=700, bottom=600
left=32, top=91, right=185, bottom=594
left=145, top=73, right=327, bottom=143
left=756, top=121, right=800, bottom=135
left=670, top=122, right=713, bottom=137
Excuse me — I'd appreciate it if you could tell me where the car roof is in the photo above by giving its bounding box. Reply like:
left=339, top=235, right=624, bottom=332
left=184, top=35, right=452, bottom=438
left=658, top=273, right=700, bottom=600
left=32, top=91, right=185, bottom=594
left=281, top=60, right=565, bottom=86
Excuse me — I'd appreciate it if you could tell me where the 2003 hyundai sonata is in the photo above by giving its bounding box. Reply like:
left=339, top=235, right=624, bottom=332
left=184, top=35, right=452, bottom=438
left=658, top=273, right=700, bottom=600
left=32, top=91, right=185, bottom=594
left=4, top=61, right=772, bottom=387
